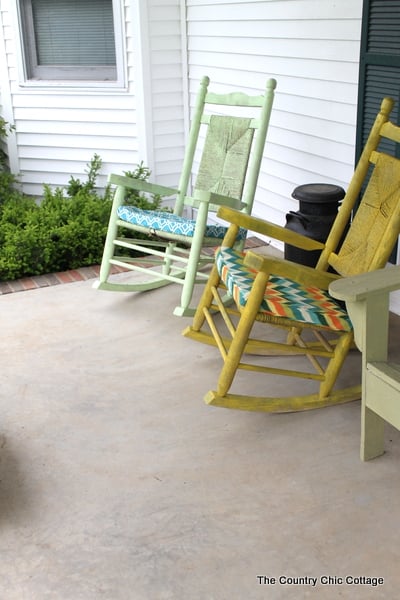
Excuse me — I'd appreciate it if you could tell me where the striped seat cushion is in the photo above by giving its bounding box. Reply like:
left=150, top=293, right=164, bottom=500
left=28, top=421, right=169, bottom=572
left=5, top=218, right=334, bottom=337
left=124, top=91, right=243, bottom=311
left=117, top=206, right=247, bottom=240
left=216, top=247, right=352, bottom=332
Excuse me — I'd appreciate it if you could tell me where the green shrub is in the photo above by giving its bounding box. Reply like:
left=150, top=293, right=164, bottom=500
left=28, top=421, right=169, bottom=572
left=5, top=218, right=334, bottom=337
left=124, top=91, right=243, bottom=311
left=0, top=139, right=164, bottom=280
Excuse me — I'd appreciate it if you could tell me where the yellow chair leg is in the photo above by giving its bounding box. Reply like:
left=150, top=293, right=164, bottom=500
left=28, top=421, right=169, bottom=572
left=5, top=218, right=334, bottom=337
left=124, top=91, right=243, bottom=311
left=318, top=331, right=355, bottom=399
left=215, top=270, right=270, bottom=397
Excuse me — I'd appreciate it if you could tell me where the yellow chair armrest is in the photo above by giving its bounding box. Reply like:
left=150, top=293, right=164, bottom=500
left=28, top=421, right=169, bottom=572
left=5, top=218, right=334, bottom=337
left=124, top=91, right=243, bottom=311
left=108, top=173, right=178, bottom=198
left=217, top=206, right=325, bottom=251
left=244, top=251, right=340, bottom=290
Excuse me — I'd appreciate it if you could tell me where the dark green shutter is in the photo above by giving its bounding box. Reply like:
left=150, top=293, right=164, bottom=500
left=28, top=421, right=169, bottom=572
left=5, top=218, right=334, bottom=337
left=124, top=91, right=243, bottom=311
left=356, top=0, right=400, bottom=159
left=356, top=0, right=400, bottom=261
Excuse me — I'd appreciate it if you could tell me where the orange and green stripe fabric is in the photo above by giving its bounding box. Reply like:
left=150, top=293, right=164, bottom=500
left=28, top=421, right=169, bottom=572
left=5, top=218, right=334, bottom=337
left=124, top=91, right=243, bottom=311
left=216, top=248, right=352, bottom=332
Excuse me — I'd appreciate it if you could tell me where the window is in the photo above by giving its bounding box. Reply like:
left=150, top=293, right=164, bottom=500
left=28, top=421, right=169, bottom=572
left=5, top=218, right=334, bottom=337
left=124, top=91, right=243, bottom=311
left=19, top=0, right=123, bottom=83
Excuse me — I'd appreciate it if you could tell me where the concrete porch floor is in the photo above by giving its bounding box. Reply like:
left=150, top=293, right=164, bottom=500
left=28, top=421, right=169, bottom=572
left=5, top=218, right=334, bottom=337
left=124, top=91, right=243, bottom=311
left=1, top=267, right=400, bottom=599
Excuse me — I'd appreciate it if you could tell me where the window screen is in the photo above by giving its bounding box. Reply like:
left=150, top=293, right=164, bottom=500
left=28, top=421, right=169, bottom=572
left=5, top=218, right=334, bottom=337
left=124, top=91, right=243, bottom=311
left=20, top=0, right=117, bottom=81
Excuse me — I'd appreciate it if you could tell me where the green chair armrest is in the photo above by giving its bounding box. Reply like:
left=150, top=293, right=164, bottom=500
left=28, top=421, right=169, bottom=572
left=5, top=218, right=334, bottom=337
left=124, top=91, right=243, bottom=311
left=244, top=251, right=340, bottom=290
left=188, top=189, right=244, bottom=211
left=217, top=206, right=325, bottom=251
left=329, top=265, right=400, bottom=303
left=108, top=173, right=178, bottom=198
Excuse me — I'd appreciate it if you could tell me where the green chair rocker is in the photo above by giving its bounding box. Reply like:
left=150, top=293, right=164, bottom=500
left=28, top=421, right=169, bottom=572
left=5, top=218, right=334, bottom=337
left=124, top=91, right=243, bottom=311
left=93, top=76, right=276, bottom=317
left=183, top=97, right=400, bottom=412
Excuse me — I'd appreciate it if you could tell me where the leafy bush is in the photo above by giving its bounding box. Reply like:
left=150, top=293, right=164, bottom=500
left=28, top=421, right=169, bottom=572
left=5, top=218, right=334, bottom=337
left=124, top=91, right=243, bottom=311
left=0, top=135, right=164, bottom=280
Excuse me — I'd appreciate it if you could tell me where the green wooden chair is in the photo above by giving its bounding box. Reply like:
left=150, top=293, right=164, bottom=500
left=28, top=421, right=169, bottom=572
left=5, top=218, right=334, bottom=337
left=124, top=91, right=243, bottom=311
left=183, top=97, right=400, bottom=412
left=93, top=76, right=276, bottom=317
left=330, top=266, right=400, bottom=461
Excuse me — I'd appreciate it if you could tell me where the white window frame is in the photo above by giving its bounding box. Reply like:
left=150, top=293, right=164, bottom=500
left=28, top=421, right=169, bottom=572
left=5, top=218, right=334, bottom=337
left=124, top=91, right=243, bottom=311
left=17, top=0, right=126, bottom=89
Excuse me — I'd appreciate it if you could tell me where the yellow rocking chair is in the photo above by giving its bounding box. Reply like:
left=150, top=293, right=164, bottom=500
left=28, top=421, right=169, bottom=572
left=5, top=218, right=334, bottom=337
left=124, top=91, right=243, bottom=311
left=93, top=76, right=276, bottom=317
left=183, top=97, right=400, bottom=412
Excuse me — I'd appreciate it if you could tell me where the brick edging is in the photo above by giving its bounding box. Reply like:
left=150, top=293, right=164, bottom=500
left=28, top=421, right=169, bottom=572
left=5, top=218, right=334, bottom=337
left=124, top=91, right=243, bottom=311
left=0, top=265, right=129, bottom=295
left=0, top=237, right=266, bottom=295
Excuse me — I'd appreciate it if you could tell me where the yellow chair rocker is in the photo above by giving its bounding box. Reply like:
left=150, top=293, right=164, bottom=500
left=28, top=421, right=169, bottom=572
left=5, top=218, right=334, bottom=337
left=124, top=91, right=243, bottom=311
left=94, top=76, right=276, bottom=317
left=183, top=97, right=400, bottom=412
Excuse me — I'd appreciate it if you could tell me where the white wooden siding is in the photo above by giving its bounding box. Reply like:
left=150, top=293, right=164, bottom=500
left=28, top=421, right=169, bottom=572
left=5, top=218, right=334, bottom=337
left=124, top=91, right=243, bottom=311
left=147, top=1, right=187, bottom=185
left=186, top=0, right=363, bottom=247
left=0, top=0, right=186, bottom=197
left=0, top=0, right=364, bottom=226
left=0, top=0, right=19, bottom=174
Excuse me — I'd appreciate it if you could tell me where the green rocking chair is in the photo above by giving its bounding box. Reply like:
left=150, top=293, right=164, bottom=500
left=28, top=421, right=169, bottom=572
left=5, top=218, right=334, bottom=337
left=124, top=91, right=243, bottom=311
left=93, top=76, right=276, bottom=317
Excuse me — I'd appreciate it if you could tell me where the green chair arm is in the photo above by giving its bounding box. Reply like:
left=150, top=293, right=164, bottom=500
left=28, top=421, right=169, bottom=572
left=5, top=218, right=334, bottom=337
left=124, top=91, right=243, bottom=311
left=188, top=189, right=244, bottom=210
left=244, top=251, right=340, bottom=290
left=217, top=206, right=325, bottom=251
left=329, top=266, right=400, bottom=359
left=329, top=265, right=400, bottom=302
left=108, top=173, right=178, bottom=198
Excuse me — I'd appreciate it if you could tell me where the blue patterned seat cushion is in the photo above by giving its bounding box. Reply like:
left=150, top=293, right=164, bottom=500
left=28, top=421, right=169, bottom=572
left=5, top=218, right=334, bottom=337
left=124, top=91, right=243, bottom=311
left=117, top=206, right=247, bottom=240
left=216, top=247, right=352, bottom=332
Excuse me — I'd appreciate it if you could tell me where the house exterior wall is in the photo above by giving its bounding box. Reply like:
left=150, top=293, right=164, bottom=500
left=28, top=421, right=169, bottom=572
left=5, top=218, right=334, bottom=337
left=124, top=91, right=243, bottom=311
left=0, top=0, right=186, bottom=196
left=1, top=0, right=364, bottom=237
left=146, top=0, right=189, bottom=184
left=186, top=0, right=363, bottom=244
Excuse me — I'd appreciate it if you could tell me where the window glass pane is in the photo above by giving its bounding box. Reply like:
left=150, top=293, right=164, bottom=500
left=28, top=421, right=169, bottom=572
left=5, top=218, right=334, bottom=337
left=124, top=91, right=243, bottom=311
left=31, top=0, right=116, bottom=66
